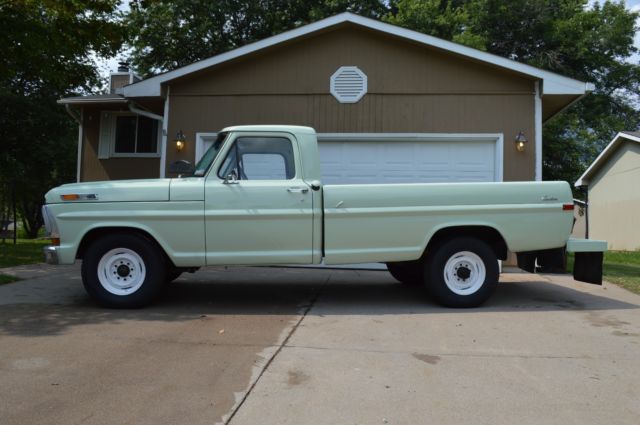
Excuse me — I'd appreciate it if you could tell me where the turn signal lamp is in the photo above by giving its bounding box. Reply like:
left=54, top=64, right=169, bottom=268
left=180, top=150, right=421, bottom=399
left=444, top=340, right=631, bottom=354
left=60, top=194, right=98, bottom=201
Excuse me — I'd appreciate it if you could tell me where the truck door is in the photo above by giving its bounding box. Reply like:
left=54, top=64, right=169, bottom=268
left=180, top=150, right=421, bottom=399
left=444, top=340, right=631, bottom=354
left=204, top=133, right=313, bottom=265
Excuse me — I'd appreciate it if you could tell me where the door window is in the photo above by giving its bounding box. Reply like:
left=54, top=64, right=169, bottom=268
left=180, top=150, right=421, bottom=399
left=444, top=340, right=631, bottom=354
left=218, top=137, right=295, bottom=180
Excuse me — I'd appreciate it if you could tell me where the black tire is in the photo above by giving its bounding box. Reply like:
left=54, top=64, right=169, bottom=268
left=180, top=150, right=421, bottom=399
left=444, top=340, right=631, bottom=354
left=81, top=233, right=167, bottom=308
left=386, top=261, right=424, bottom=285
left=165, top=268, right=183, bottom=284
left=425, top=237, right=498, bottom=308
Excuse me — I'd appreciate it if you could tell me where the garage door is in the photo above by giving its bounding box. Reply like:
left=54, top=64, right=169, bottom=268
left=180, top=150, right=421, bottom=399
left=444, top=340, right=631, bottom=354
left=318, top=138, right=499, bottom=184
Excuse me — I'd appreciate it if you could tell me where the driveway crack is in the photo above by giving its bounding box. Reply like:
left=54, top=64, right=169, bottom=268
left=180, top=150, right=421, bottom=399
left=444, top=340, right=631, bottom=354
left=224, top=275, right=330, bottom=425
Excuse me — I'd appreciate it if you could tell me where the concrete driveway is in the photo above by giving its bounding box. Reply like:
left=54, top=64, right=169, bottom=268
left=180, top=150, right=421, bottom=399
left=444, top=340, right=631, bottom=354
left=0, top=265, right=638, bottom=425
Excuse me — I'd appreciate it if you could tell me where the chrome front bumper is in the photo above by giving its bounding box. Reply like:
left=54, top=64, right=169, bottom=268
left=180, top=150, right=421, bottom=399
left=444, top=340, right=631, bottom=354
left=43, top=246, right=59, bottom=265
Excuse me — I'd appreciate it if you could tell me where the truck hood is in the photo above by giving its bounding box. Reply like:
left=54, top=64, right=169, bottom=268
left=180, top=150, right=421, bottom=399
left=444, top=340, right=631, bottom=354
left=45, top=179, right=172, bottom=204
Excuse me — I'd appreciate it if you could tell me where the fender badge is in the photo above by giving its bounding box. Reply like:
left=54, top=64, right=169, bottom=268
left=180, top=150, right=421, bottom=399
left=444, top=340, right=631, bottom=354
left=541, top=195, right=558, bottom=201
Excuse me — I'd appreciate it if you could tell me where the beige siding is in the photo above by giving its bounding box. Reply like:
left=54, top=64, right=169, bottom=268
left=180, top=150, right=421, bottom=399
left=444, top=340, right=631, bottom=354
left=80, top=107, right=160, bottom=182
left=588, top=141, right=640, bottom=250
left=166, top=26, right=536, bottom=181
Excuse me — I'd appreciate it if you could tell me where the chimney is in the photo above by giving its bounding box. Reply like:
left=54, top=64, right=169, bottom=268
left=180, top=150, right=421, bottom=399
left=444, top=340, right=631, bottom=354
left=117, top=61, right=130, bottom=73
left=110, top=61, right=132, bottom=94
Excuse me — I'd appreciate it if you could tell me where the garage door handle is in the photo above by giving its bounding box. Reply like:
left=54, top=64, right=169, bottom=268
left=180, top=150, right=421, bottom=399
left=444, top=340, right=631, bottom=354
left=287, top=187, right=309, bottom=194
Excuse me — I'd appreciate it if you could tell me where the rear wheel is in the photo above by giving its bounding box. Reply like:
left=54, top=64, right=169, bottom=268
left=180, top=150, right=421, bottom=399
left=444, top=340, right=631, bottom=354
left=386, top=261, right=424, bottom=285
left=425, top=237, right=498, bottom=308
left=81, top=233, right=166, bottom=308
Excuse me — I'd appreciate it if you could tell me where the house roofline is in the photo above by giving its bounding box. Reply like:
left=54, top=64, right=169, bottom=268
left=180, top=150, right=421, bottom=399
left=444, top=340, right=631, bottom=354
left=575, top=132, right=640, bottom=187
left=58, top=96, right=128, bottom=105
left=124, top=12, right=592, bottom=98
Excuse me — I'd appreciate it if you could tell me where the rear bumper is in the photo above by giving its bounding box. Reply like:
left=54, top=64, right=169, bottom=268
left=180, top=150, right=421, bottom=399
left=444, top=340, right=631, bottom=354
left=43, top=246, right=59, bottom=265
left=567, top=238, right=607, bottom=285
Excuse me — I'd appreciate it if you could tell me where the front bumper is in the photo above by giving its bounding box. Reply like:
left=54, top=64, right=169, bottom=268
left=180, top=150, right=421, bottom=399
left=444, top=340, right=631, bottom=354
left=43, top=246, right=59, bottom=265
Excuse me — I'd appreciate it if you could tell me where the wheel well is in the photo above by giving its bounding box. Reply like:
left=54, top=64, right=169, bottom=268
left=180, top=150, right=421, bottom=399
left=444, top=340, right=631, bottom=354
left=425, top=226, right=508, bottom=260
left=76, top=227, right=174, bottom=267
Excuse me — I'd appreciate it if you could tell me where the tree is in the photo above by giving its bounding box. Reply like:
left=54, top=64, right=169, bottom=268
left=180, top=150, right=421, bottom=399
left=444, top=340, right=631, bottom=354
left=125, top=0, right=389, bottom=77
left=387, top=0, right=640, bottom=186
left=0, top=0, right=125, bottom=237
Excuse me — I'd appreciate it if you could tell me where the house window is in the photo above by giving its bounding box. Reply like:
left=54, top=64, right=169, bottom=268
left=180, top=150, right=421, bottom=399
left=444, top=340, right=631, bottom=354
left=114, top=115, right=158, bottom=154
left=98, top=111, right=160, bottom=159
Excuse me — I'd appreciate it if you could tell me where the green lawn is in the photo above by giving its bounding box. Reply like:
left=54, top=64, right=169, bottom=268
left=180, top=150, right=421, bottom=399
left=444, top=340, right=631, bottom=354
left=0, top=239, right=49, bottom=284
left=568, top=250, right=640, bottom=295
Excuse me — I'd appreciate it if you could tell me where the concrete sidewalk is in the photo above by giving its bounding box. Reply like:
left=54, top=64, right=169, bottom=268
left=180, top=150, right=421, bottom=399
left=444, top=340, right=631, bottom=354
left=1, top=265, right=639, bottom=425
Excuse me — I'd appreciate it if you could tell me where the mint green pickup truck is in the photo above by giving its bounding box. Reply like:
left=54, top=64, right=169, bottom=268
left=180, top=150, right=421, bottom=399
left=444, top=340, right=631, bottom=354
left=42, top=125, right=606, bottom=308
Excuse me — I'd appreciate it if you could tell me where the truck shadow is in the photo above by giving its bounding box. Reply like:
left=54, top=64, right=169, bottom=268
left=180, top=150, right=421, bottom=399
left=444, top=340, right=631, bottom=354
left=0, top=267, right=637, bottom=337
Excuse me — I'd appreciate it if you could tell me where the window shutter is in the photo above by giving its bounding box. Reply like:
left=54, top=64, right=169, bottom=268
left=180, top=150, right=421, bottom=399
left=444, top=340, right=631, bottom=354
left=98, top=112, right=115, bottom=159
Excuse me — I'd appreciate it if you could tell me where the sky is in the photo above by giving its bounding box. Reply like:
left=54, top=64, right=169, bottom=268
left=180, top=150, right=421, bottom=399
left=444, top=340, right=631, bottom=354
left=97, top=0, right=640, bottom=78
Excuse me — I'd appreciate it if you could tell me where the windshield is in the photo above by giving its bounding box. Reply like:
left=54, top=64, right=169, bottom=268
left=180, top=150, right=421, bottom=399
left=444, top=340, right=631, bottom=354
left=193, top=132, right=229, bottom=177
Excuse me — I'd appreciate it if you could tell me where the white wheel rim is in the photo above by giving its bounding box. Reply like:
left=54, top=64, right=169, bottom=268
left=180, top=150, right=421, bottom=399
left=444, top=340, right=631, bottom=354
left=443, top=251, right=486, bottom=296
left=97, top=248, right=146, bottom=296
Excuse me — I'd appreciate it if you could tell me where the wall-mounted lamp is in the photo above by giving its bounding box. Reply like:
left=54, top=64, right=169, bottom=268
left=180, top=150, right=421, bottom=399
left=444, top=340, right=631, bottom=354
left=515, top=131, right=528, bottom=152
left=175, top=130, right=186, bottom=152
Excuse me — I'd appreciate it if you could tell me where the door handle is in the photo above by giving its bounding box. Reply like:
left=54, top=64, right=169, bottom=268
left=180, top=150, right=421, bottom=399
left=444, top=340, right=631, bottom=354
left=287, top=187, right=309, bottom=194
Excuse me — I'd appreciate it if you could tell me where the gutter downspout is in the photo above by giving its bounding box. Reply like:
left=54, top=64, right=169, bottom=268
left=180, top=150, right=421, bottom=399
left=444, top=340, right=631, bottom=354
left=534, top=81, right=542, bottom=181
left=160, top=87, right=170, bottom=179
left=128, top=102, right=164, bottom=122
left=64, top=105, right=83, bottom=182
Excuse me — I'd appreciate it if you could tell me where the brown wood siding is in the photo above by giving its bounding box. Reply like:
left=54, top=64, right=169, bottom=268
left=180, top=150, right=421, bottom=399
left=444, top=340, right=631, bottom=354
left=168, top=93, right=534, bottom=181
left=80, top=107, right=160, bottom=182
left=167, top=25, right=536, bottom=181
left=171, top=27, right=533, bottom=96
left=109, top=74, right=129, bottom=94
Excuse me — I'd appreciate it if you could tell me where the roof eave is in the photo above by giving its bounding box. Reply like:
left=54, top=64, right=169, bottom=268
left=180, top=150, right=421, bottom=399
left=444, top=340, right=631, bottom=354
left=57, top=98, right=128, bottom=105
left=575, top=132, right=640, bottom=187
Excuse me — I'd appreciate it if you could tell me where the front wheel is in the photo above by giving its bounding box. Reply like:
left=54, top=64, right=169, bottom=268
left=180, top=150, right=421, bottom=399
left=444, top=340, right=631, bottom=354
left=425, top=237, right=498, bottom=308
left=81, top=233, right=167, bottom=308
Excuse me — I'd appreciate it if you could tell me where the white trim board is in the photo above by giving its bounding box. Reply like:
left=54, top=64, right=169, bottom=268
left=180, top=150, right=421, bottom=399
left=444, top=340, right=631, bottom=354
left=317, top=132, right=504, bottom=182
left=159, top=87, right=170, bottom=178
left=124, top=12, right=592, bottom=98
left=195, top=132, right=219, bottom=163
left=535, top=81, right=542, bottom=181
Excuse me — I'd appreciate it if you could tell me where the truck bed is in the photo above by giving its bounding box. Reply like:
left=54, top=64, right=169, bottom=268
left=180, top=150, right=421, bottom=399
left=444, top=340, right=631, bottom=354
left=322, top=181, right=573, bottom=264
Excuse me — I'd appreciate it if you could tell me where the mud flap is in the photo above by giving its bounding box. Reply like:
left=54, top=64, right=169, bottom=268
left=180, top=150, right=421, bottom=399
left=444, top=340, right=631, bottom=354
left=566, top=238, right=607, bottom=285
left=573, top=252, right=603, bottom=285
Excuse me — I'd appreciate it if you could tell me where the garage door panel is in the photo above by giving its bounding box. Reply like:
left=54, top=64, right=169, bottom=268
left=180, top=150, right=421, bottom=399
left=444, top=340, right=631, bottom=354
left=319, top=139, right=497, bottom=185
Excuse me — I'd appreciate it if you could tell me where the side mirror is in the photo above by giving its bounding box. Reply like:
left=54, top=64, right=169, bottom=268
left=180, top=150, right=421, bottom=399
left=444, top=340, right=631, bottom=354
left=169, top=160, right=195, bottom=176
left=223, top=170, right=239, bottom=184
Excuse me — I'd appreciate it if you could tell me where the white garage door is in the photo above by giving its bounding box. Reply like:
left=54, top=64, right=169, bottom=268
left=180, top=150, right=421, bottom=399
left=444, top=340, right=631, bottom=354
left=318, top=138, right=499, bottom=184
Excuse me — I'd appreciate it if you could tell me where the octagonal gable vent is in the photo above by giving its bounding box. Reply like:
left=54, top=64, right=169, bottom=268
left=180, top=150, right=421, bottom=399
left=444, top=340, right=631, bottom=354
left=330, top=66, right=367, bottom=103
